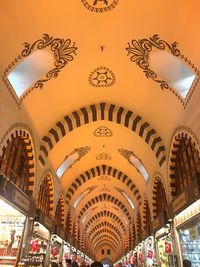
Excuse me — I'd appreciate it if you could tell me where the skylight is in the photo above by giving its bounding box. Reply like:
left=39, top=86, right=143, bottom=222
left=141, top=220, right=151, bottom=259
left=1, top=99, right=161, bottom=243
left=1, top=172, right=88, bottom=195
left=56, top=152, right=79, bottom=178
left=120, top=191, right=134, bottom=210
left=129, top=154, right=149, bottom=181
left=74, top=186, right=96, bottom=209
left=149, top=50, right=196, bottom=98
left=7, top=50, right=54, bottom=98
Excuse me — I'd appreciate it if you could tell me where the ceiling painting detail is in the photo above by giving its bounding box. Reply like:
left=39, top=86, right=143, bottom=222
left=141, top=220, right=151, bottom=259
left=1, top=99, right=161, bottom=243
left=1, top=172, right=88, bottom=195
left=3, top=34, right=77, bottom=106
left=89, top=66, right=116, bottom=87
left=126, top=34, right=200, bottom=107
left=94, top=126, right=113, bottom=137
left=119, top=148, right=149, bottom=181
left=96, top=152, right=112, bottom=160
left=56, top=146, right=91, bottom=178
left=81, top=0, right=118, bottom=13
left=39, top=103, right=166, bottom=167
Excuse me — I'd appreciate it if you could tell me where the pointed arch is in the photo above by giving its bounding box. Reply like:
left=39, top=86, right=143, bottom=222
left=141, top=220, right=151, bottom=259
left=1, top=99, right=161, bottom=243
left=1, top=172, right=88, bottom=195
left=168, top=127, right=200, bottom=196
left=55, top=194, right=65, bottom=225
left=152, top=174, right=167, bottom=218
left=0, top=123, right=36, bottom=195
left=78, top=193, right=131, bottom=223
left=37, top=171, right=54, bottom=216
left=66, top=165, right=141, bottom=206
left=39, top=103, right=166, bottom=166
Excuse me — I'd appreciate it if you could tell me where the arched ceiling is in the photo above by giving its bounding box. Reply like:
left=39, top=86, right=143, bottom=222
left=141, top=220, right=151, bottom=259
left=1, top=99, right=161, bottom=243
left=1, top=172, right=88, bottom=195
left=1, top=0, right=200, bottom=262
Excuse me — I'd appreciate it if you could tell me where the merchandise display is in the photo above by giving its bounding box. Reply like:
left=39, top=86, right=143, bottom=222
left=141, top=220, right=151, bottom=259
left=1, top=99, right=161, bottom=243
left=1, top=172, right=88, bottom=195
left=178, top=222, right=200, bottom=267
left=0, top=199, right=26, bottom=267
left=19, top=222, right=50, bottom=267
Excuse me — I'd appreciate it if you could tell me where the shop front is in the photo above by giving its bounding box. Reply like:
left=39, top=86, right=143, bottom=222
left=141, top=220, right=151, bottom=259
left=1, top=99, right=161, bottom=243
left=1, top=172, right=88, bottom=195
left=168, top=177, right=200, bottom=267
left=19, top=209, right=55, bottom=267
left=151, top=210, right=174, bottom=267
left=174, top=199, right=200, bottom=267
left=51, top=225, right=65, bottom=264
left=0, top=174, right=35, bottom=267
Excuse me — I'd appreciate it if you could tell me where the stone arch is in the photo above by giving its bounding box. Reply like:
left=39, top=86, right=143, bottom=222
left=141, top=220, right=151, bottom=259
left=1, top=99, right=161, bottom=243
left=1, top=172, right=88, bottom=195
left=85, top=210, right=126, bottom=233
left=37, top=171, right=54, bottom=214
left=78, top=193, right=131, bottom=223
left=39, top=103, right=166, bottom=166
left=168, top=126, right=200, bottom=196
left=66, top=208, right=72, bottom=236
left=0, top=123, right=36, bottom=195
left=88, top=221, right=122, bottom=240
left=136, top=209, right=142, bottom=243
left=91, top=228, right=121, bottom=245
left=152, top=173, right=168, bottom=218
left=66, top=165, right=141, bottom=206
left=142, top=197, right=151, bottom=230
left=55, top=193, right=65, bottom=225
left=93, top=234, right=119, bottom=248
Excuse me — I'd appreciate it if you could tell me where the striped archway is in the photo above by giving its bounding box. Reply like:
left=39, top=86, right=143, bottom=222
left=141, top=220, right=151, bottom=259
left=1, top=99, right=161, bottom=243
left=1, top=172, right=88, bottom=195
left=142, top=198, right=151, bottom=230
left=0, top=123, right=36, bottom=195
left=152, top=174, right=167, bottom=218
left=37, top=171, right=54, bottom=215
left=78, top=193, right=131, bottom=223
left=55, top=194, right=65, bottom=225
left=88, top=221, right=122, bottom=239
left=94, top=235, right=119, bottom=248
left=66, top=165, right=141, bottom=206
left=136, top=209, right=142, bottom=243
left=39, top=103, right=166, bottom=166
left=168, top=127, right=200, bottom=197
left=85, top=210, right=126, bottom=232
left=91, top=228, right=121, bottom=244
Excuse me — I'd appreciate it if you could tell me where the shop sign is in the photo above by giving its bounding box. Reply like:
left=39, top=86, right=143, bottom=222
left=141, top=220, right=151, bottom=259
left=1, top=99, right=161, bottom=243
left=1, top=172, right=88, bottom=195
left=55, top=225, right=65, bottom=240
left=141, top=227, right=150, bottom=241
left=151, top=212, right=166, bottom=233
left=0, top=174, right=34, bottom=216
left=35, top=209, right=55, bottom=232
left=168, top=178, right=200, bottom=218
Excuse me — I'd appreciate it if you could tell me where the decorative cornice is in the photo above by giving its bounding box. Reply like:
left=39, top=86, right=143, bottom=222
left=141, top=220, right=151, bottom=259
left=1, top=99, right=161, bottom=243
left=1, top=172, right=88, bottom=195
left=2, top=34, right=77, bottom=107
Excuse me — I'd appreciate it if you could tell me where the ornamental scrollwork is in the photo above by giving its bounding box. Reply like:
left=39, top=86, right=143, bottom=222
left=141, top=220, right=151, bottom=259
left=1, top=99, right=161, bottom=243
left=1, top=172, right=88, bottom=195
left=2, top=34, right=77, bottom=106
left=21, top=33, right=77, bottom=89
left=64, top=146, right=91, bottom=170
left=126, top=34, right=181, bottom=89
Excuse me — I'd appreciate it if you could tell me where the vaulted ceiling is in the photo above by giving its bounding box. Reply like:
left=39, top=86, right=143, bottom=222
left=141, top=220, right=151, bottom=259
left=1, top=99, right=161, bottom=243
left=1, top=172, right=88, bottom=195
left=1, top=0, right=200, bottom=262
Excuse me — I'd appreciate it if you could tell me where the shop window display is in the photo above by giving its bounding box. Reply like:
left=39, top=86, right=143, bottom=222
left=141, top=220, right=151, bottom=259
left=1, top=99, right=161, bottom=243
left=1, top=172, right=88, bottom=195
left=19, top=222, right=50, bottom=267
left=178, top=218, right=200, bottom=267
left=0, top=199, right=26, bottom=267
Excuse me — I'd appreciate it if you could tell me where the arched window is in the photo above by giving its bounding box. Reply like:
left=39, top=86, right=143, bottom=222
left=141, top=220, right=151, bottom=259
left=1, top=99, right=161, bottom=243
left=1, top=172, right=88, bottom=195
left=155, top=180, right=167, bottom=216
left=37, top=176, right=51, bottom=216
left=0, top=137, right=30, bottom=194
left=174, top=138, right=200, bottom=195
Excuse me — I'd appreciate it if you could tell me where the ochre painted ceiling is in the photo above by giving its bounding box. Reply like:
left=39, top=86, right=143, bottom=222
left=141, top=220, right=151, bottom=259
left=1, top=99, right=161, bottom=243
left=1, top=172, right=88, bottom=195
left=1, top=0, right=200, bottom=262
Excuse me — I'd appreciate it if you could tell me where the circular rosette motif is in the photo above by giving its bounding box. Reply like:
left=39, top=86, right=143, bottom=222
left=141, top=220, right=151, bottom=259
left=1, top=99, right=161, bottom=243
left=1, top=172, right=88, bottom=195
left=89, top=66, right=116, bottom=87
left=82, top=0, right=118, bottom=13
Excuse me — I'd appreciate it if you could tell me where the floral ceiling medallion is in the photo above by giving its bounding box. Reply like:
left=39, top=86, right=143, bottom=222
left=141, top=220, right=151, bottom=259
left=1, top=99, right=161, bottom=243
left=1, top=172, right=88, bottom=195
left=126, top=34, right=200, bottom=107
left=96, top=153, right=111, bottom=160
left=82, top=0, right=118, bottom=13
left=94, top=126, right=113, bottom=137
left=89, top=66, right=116, bottom=87
left=3, top=34, right=77, bottom=106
